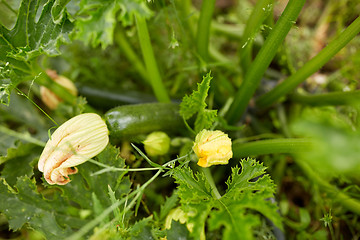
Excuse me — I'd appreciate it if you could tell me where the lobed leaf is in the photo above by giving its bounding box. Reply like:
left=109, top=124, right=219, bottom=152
left=0, top=177, right=77, bottom=239
left=0, top=0, right=73, bottom=105
left=180, top=72, right=213, bottom=120
left=171, top=158, right=282, bottom=239
left=171, top=166, right=213, bottom=203
left=75, top=0, right=152, bottom=48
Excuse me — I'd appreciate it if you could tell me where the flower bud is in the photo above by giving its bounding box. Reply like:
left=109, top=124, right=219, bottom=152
left=193, top=129, right=232, bottom=167
left=143, top=131, right=170, bottom=156
left=40, top=69, right=78, bottom=110
left=38, top=113, right=109, bottom=185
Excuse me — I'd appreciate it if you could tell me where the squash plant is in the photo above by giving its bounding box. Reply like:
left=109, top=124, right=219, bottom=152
left=1, top=0, right=360, bottom=239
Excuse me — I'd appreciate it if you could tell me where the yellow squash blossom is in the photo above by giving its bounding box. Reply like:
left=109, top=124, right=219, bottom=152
left=193, top=129, right=232, bottom=167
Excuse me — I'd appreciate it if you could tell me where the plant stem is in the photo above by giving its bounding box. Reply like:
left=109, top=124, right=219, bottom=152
left=256, top=16, right=360, bottom=108
left=196, top=0, right=216, bottom=62
left=240, top=0, right=273, bottom=75
left=0, top=125, right=46, bottom=147
left=296, top=160, right=360, bottom=215
left=290, top=90, right=360, bottom=106
left=232, top=138, right=312, bottom=159
left=135, top=15, right=170, bottom=103
left=114, top=27, right=148, bottom=83
left=201, top=167, right=221, bottom=199
left=226, top=0, right=306, bottom=124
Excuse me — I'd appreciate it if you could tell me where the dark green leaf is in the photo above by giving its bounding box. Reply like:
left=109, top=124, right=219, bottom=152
left=0, top=142, right=41, bottom=186
left=129, top=216, right=154, bottom=240
left=167, top=220, right=193, bottom=240
left=0, top=177, right=77, bottom=239
left=0, top=0, right=73, bottom=105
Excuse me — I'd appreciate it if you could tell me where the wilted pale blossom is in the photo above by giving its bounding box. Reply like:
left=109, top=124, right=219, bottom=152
left=38, top=113, right=109, bottom=185
left=40, top=69, right=78, bottom=109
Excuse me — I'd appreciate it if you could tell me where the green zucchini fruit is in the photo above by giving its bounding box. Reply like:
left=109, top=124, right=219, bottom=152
left=105, top=102, right=186, bottom=140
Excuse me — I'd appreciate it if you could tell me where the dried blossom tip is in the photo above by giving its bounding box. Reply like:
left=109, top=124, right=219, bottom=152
left=193, top=129, right=232, bottom=168
left=143, top=131, right=170, bottom=156
left=38, top=113, right=109, bottom=185
left=40, top=69, right=77, bottom=110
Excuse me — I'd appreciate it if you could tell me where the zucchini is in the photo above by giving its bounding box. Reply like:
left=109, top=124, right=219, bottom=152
left=105, top=103, right=186, bottom=141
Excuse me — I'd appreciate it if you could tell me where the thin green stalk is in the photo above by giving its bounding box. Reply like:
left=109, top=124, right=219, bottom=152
left=291, top=90, right=360, bottom=106
left=0, top=125, right=46, bottom=147
left=296, top=160, right=360, bottom=215
left=114, top=27, right=148, bottom=83
left=135, top=15, right=170, bottom=103
left=201, top=167, right=221, bottom=199
left=211, top=22, right=244, bottom=40
left=240, top=0, right=273, bottom=74
left=15, top=87, right=59, bottom=127
left=257, top=16, right=360, bottom=108
left=226, top=0, right=306, bottom=124
left=196, top=0, right=216, bottom=62
left=232, top=138, right=312, bottom=159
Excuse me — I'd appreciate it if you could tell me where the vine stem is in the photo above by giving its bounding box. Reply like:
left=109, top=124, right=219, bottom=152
left=240, top=0, right=273, bottom=74
left=196, top=0, right=216, bottom=62
left=232, top=138, right=312, bottom=158
left=201, top=167, right=221, bottom=199
left=114, top=27, right=148, bottom=83
left=0, top=125, right=46, bottom=147
left=135, top=15, right=170, bottom=103
left=290, top=90, right=360, bottom=106
left=226, top=0, right=306, bottom=124
left=256, top=16, right=360, bottom=107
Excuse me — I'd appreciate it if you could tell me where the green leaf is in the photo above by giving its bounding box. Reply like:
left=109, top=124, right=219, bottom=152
left=159, top=192, right=179, bottom=220
left=0, top=0, right=73, bottom=62
left=0, top=142, right=41, bottom=186
left=171, top=166, right=213, bottom=203
left=194, top=109, right=218, bottom=133
left=208, top=207, right=259, bottom=240
left=0, top=177, right=77, bottom=239
left=171, top=159, right=282, bottom=240
left=167, top=220, right=193, bottom=240
left=212, top=159, right=282, bottom=239
left=0, top=0, right=73, bottom=105
left=180, top=72, right=213, bottom=120
left=0, top=144, right=132, bottom=239
left=75, top=0, right=152, bottom=48
left=129, top=216, right=155, bottom=240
